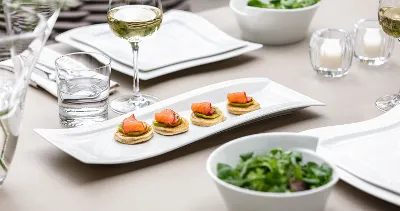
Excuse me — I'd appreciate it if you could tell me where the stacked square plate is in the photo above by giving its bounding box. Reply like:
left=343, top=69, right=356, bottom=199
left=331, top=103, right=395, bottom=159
left=55, top=10, right=263, bottom=80
left=301, top=106, right=400, bottom=206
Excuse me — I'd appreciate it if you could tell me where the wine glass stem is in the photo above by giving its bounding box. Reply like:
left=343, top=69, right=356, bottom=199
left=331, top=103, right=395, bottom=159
left=131, top=42, right=140, bottom=97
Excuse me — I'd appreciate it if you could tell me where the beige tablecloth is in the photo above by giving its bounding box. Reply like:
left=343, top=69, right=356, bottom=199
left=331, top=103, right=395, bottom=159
left=1, top=0, right=400, bottom=210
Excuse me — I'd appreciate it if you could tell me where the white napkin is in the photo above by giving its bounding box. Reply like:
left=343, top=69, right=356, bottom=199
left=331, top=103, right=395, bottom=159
left=1, top=47, right=119, bottom=97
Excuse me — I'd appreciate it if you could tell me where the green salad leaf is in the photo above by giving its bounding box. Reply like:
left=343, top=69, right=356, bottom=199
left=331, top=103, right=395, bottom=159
left=216, top=148, right=333, bottom=193
left=247, top=0, right=320, bottom=9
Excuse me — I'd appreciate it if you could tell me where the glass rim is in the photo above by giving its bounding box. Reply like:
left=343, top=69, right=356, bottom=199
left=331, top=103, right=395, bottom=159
left=313, top=28, right=352, bottom=38
left=55, top=51, right=112, bottom=72
left=0, top=3, right=47, bottom=44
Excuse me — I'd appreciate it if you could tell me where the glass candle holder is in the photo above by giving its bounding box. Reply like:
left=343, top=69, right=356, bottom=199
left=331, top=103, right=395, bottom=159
left=309, top=29, right=354, bottom=77
left=354, top=19, right=395, bottom=66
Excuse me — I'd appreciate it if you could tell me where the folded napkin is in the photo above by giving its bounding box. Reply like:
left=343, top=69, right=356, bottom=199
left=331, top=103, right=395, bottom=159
left=1, top=47, right=119, bottom=97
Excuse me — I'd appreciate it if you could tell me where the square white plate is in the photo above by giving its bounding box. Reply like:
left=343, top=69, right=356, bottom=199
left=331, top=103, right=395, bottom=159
left=301, top=106, right=400, bottom=206
left=55, top=12, right=263, bottom=80
left=70, top=10, right=248, bottom=71
left=35, top=78, right=323, bottom=165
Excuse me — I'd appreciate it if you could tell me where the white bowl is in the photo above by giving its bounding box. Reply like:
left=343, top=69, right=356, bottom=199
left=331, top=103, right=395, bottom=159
left=230, top=0, right=321, bottom=45
left=206, top=133, right=339, bottom=211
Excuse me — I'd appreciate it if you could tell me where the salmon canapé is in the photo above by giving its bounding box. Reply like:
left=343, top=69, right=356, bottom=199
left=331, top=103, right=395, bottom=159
left=122, top=114, right=147, bottom=133
left=227, top=92, right=252, bottom=104
left=191, top=102, right=215, bottom=115
left=155, top=109, right=180, bottom=125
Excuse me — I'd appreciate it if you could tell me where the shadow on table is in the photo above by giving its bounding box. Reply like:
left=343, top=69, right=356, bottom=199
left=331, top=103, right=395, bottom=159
left=112, top=54, right=258, bottom=89
left=333, top=181, right=400, bottom=210
left=39, top=109, right=319, bottom=185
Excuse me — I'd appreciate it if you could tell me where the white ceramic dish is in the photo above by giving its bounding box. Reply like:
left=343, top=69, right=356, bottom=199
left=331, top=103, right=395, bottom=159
left=71, top=10, right=248, bottom=71
left=301, top=105, right=400, bottom=206
left=35, top=78, right=323, bottom=164
left=206, top=133, right=339, bottom=211
left=55, top=11, right=263, bottom=80
left=230, top=0, right=321, bottom=45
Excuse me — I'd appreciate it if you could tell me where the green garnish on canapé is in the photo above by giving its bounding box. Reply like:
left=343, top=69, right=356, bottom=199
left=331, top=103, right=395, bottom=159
left=229, top=99, right=254, bottom=108
left=194, top=107, right=221, bottom=119
left=118, top=124, right=149, bottom=137
left=153, top=118, right=182, bottom=128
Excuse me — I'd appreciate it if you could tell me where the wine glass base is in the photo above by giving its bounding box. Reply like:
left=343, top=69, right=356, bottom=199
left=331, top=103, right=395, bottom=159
left=375, top=94, right=400, bottom=112
left=110, top=94, right=160, bottom=114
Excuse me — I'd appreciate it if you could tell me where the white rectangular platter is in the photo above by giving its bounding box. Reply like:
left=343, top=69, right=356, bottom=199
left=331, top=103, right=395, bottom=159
left=55, top=11, right=263, bottom=80
left=301, top=106, right=400, bottom=207
left=35, top=78, right=323, bottom=165
left=71, top=10, right=248, bottom=71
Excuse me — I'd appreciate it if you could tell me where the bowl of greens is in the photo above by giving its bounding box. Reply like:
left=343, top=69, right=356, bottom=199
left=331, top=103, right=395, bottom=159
left=206, top=133, right=338, bottom=211
left=230, top=0, right=321, bottom=45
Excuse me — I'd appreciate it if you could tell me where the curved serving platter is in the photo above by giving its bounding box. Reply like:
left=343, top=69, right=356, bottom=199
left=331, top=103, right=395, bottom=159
left=301, top=106, right=400, bottom=206
left=35, top=78, right=323, bottom=164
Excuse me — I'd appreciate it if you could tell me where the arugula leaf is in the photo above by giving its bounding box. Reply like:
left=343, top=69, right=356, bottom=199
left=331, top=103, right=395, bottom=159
left=240, top=152, right=254, bottom=162
left=247, top=0, right=267, bottom=8
left=217, top=163, right=233, bottom=179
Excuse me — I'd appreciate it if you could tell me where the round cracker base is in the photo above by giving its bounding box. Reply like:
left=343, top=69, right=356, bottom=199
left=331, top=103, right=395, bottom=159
left=114, top=127, right=154, bottom=145
left=152, top=117, right=189, bottom=136
left=190, top=108, right=226, bottom=127
left=227, top=100, right=261, bottom=115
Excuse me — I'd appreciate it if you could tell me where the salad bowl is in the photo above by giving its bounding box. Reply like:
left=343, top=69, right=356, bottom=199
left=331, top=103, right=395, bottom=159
left=230, top=0, right=321, bottom=45
left=206, top=133, right=338, bottom=211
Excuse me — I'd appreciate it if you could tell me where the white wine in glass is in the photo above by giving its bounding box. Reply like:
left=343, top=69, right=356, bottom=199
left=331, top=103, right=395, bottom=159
left=107, top=0, right=163, bottom=114
left=376, top=0, right=400, bottom=111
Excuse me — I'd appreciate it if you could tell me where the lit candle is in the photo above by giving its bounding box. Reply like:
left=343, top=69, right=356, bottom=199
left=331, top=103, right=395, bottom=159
left=363, top=28, right=382, bottom=58
left=319, top=39, right=343, bottom=69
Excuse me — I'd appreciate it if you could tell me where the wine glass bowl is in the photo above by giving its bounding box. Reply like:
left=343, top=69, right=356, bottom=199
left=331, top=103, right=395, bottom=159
left=376, top=0, right=400, bottom=111
left=107, top=0, right=163, bottom=114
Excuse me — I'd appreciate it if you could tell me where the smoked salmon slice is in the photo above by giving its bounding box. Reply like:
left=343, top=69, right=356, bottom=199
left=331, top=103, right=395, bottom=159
left=122, top=114, right=146, bottom=133
left=155, top=109, right=179, bottom=125
left=227, top=92, right=252, bottom=104
left=191, top=102, right=214, bottom=115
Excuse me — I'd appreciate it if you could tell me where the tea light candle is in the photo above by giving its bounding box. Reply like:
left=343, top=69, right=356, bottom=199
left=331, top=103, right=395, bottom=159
left=320, top=39, right=343, bottom=69
left=363, top=28, right=382, bottom=58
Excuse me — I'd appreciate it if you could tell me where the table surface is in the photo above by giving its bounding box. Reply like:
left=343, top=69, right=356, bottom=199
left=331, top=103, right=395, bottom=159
left=2, top=0, right=400, bottom=210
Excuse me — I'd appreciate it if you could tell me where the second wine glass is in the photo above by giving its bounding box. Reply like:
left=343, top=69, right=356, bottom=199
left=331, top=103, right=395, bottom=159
left=376, top=0, right=400, bottom=111
left=107, top=0, right=163, bottom=114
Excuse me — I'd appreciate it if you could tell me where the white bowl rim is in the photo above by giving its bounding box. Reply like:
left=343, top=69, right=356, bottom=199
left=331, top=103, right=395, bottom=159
left=230, top=0, right=321, bottom=14
left=206, top=132, right=339, bottom=198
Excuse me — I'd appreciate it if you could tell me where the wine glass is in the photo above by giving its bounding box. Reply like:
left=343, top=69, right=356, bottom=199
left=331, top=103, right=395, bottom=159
left=107, top=0, right=163, bottom=114
left=376, top=0, right=400, bottom=111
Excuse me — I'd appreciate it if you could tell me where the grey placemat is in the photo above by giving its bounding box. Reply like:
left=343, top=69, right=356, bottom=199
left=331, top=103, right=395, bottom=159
left=169, top=1, right=190, bottom=11
left=81, top=4, right=109, bottom=13
left=162, top=0, right=186, bottom=7
left=83, top=14, right=107, bottom=23
left=54, top=21, right=91, bottom=30
left=58, top=10, right=89, bottom=20
left=81, top=0, right=109, bottom=3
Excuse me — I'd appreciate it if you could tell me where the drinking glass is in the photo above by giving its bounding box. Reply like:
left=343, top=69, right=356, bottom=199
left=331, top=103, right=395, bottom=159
left=55, top=52, right=111, bottom=127
left=376, top=0, right=400, bottom=111
left=0, top=3, right=47, bottom=186
left=107, top=0, right=163, bottom=114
